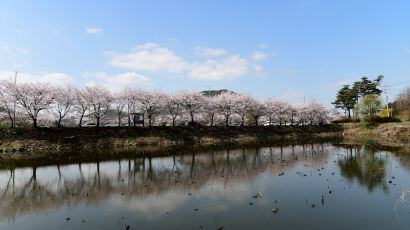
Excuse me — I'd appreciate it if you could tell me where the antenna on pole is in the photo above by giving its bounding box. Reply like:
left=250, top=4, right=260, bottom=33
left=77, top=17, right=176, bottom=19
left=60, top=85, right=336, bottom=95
left=383, top=84, right=390, bottom=117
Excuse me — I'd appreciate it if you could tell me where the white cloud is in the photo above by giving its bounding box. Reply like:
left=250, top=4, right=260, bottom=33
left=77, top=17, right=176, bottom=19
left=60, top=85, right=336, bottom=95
left=0, top=42, right=29, bottom=54
left=16, top=47, right=29, bottom=54
left=194, top=46, right=227, bottom=57
left=321, top=78, right=359, bottom=89
left=253, top=65, right=263, bottom=72
left=106, top=43, right=189, bottom=73
left=85, top=27, right=102, bottom=34
left=0, top=71, right=75, bottom=86
left=279, top=89, right=304, bottom=103
left=83, top=72, right=153, bottom=92
left=109, top=192, right=187, bottom=221
left=283, top=69, right=302, bottom=76
left=188, top=55, right=248, bottom=80
left=258, top=43, right=268, bottom=48
left=106, top=43, right=249, bottom=81
left=0, top=43, right=10, bottom=53
left=251, top=51, right=268, bottom=61
left=253, top=64, right=267, bottom=78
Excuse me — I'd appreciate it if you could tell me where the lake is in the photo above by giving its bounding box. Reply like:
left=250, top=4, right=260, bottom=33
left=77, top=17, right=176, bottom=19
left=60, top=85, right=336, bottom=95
left=0, top=143, right=409, bottom=230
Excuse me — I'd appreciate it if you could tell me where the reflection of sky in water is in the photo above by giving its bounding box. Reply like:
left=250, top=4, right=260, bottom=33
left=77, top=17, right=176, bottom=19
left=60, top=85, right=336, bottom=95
left=0, top=144, right=409, bottom=230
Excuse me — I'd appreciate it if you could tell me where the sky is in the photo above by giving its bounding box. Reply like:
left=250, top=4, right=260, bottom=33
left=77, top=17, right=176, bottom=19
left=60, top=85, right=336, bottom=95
left=1, top=0, right=410, bottom=106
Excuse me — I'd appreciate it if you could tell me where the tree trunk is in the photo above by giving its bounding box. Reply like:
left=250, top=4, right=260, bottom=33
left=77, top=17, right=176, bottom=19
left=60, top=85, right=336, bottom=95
left=148, top=113, right=152, bottom=126
left=118, top=115, right=121, bottom=127
left=8, top=114, right=14, bottom=128
left=255, top=117, right=259, bottom=126
left=58, top=117, right=62, bottom=128
left=96, top=117, right=100, bottom=127
left=172, top=117, right=176, bottom=126
left=241, top=115, right=245, bottom=126
left=127, top=107, right=131, bottom=126
left=190, top=113, right=194, bottom=123
left=79, top=114, right=84, bottom=127
left=225, top=116, right=229, bottom=126
left=33, top=118, right=37, bottom=128
left=347, top=109, right=351, bottom=118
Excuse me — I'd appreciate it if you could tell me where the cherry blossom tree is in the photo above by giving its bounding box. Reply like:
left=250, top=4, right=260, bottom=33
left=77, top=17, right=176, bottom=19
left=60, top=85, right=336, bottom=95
left=136, top=89, right=165, bottom=126
left=215, top=92, right=237, bottom=126
left=234, top=94, right=253, bottom=126
left=304, top=101, right=321, bottom=125
left=264, top=98, right=278, bottom=126
left=53, top=86, right=74, bottom=127
left=178, top=91, right=204, bottom=124
left=304, top=100, right=333, bottom=125
left=294, top=103, right=309, bottom=125
left=203, top=96, right=218, bottom=126
left=84, top=85, right=113, bottom=127
left=164, top=92, right=183, bottom=126
left=248, top=98, right=265, bottom=126
left=113, top=92, right=127, bottom=127
left=0, top=80, right=17, bottom=127
left=264, top=98, right=290, bottom=126
left=0, top=78, right=337, bottom=128
left=123, top=88, right=138, bottom=126
left=73, top=88, right=89, bottom=127
left=10, top=82, right=56, bottom=128
left=287, top=104, right=298, bottom=125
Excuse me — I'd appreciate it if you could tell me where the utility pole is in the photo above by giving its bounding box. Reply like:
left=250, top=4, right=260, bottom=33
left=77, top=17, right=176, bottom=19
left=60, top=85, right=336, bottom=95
left=13, top=71, right=17, bottom=128
left=206, top=85, right=211, bottom=96
left=383, top=84, right=390, bottom=117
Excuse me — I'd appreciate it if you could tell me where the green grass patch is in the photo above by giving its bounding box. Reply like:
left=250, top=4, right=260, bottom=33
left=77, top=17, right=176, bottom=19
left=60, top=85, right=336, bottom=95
left=390, top=121, right=410, bottom=126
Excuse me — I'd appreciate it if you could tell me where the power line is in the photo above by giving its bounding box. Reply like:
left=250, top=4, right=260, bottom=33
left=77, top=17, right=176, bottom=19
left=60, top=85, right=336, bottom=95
left=386, top=79, right=410, bottom=87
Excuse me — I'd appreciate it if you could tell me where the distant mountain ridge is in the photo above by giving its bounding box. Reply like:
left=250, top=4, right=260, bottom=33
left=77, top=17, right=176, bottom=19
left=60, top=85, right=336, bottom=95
left=201, top=89, right=236, bottom=97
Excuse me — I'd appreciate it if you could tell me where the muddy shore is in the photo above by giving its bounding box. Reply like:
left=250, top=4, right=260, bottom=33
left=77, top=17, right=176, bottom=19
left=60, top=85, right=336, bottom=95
left=0, top=125, right=343, bottom=161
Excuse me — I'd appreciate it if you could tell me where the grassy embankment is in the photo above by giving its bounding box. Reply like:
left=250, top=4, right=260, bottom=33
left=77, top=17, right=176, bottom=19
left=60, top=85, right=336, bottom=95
left=0, top=125, right=343, bottom=160
left=342, top=121, right=410, bottom=149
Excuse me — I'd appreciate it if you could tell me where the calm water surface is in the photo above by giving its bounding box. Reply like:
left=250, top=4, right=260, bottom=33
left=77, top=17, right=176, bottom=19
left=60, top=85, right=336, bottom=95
left=0, top=143, right=410, bottom=230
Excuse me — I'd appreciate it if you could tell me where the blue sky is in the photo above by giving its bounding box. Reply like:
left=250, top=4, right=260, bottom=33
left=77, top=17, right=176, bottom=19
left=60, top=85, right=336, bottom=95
left=1, top=0, right=410, bottom=105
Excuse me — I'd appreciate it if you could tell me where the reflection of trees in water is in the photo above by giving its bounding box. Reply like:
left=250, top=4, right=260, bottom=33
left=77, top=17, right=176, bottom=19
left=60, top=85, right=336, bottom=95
left=391, top=151, right=410, bottom=174
left=337, top=146, right=390, bottom=193
left=0, top=144, right=332, bottom=220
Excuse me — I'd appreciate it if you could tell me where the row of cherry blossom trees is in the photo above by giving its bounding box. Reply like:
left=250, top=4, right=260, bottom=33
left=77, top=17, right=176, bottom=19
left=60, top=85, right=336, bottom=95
left=0, top=80, right=336, bottom=128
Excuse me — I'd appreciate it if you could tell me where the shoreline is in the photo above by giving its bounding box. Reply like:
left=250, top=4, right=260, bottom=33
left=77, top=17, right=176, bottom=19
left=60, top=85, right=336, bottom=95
left=342, top=122, right=410, bottom=150
left=1, top=123, right=408, bottom=164
left=0, top=125, right=342, bottom=161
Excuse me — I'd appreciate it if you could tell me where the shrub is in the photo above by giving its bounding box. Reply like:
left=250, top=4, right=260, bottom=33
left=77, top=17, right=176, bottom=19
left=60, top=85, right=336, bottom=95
left=363, top=116, right=401, bottom=123
left=332, top=117, right=361, bottom=124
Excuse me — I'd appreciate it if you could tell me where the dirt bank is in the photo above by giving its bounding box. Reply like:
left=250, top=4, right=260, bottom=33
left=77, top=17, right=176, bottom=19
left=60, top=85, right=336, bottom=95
left=343, top=122, right=410, bottom=149
left=0, top=125, right=342, bottom=160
